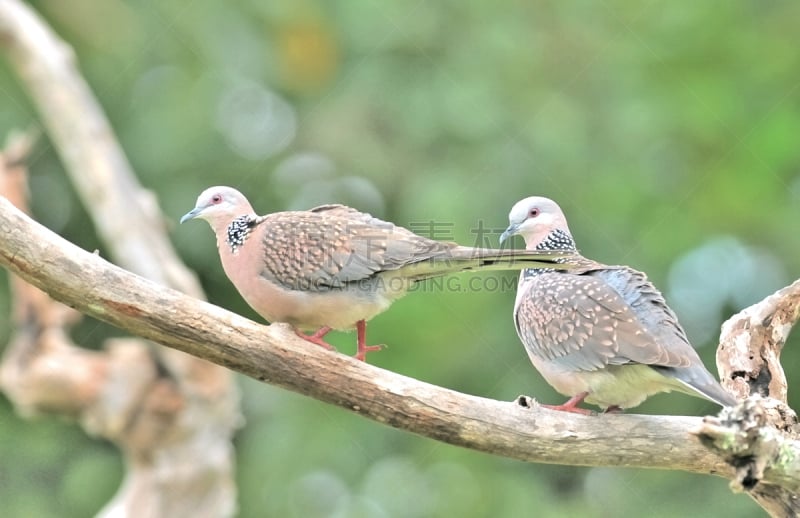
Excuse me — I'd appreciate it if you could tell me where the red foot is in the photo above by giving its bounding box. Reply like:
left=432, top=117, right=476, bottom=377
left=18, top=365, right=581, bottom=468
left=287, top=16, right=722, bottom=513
left=541, top=392, right=593, bottom=415
left=295, top=326, right=335, bottom=351
left=354, top=320, right=383, bottom=362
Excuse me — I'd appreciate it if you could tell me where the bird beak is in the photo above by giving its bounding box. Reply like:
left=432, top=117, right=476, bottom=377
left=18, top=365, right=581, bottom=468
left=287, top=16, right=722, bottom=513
left=180, top=207, right=202, bottom=224
left=499, top=223, right=520, bottom=245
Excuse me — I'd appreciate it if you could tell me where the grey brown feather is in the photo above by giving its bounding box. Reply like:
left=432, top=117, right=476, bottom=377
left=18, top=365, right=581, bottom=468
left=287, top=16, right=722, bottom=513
left=504, top=196, right=736, bottom=410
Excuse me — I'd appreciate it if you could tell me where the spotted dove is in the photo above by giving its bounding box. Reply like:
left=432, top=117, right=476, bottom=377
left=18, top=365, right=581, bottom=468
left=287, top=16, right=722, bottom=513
left=500, top=196, right=737, bottom=413
left=181, top=186, right=574, bottom=361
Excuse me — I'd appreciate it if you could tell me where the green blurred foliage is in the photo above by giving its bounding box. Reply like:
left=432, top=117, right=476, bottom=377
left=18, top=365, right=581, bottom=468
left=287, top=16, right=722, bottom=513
left=2, top=0, right=799, bottom=516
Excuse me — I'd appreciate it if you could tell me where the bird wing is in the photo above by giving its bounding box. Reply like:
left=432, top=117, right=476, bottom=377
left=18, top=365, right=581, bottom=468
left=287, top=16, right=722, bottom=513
left=593, top=266, right=733, bottom=393
left=259, top=205, right=454, bottom=291
left=593, top=266, right=696, bottom=355
left=515, top=269, right=694, bottom=372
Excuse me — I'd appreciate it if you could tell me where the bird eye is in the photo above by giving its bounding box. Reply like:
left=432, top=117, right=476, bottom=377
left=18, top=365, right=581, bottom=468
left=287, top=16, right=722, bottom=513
left=211, top=194, right=223, bottom=204
left=528, top=208, right=540, bottom=218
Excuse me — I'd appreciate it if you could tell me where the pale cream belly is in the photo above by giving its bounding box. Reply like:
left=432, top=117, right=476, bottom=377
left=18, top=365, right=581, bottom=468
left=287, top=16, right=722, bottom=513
left=235, top=272, right=411, bottom=331
left=529, top=354, right=691, bottom=409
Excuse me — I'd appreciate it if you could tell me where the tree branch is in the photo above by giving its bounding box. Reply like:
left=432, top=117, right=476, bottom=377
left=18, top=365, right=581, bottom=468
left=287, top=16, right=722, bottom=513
left=0, top=1, right=240, bottom=515
left=718, top=278, right=800, bottom=409
left=0, top=140, right=240, bottom=517
left=0, top=0, right=200, bottom=293
left=694, top=278, right=800, bottom=515
left=0, top=194, right=744, bottom=476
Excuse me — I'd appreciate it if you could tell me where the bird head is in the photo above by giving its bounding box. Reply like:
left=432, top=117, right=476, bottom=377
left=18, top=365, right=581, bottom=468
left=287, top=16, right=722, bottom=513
left=180, top=186, right=256, bottom=228
left=500, top=196, right=573, bottom=250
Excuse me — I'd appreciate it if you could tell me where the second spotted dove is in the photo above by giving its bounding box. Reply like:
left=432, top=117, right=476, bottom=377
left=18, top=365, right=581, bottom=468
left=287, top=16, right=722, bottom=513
left=500, top=196, right=737, bottom=413
left=181, top=186, right=575, bottom=361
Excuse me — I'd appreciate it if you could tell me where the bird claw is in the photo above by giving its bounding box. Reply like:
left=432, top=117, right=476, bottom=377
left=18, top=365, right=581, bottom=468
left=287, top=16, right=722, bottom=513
left=539, top=392, right=596, bottom=415
left=353, top=343, right=383, bottom=362
left=515, top=394, right=596, bottom=415
left=295, top=327, right=336, bottom=351
left=352, top=319, right=384, bottom=362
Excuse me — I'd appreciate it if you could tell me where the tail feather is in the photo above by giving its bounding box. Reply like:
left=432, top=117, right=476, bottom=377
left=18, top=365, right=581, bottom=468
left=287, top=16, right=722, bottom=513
left=655, top=365, right=738, bottom=407
left=681, top=379, right=738, bottom=407
left=399, top=247, right=575, bottom=281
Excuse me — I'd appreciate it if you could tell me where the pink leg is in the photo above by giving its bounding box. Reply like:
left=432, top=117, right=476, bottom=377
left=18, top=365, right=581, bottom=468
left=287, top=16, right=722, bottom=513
left=541, top=392, right=593, bottom=415
left=354, top=320, right=383, bottom=362
left=295, top=326, right=335, bottom=350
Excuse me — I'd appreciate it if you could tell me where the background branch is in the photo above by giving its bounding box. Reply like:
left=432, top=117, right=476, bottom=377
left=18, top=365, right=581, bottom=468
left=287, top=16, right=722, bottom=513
left=0, top=136, right=239, bottom=518
left=0, top=1, right=240, bottom=515
left=0, top=0, right=199, bottom=292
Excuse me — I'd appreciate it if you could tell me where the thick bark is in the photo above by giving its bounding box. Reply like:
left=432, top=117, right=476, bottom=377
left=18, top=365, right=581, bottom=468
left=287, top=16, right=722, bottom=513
left=695, top=279, right=800, bottom=516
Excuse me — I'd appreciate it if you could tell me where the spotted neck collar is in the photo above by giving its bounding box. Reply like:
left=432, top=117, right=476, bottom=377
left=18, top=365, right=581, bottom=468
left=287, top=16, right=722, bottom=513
left=225, top=215, right=260, bottom=253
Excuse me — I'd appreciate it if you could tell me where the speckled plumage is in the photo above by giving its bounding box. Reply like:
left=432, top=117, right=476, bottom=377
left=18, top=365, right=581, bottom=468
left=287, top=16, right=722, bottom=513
left=255, top=204, right=456, bottom=293
left=502, top=196, right=737, bottom=412
left=181, top=186, right=575, bottom=361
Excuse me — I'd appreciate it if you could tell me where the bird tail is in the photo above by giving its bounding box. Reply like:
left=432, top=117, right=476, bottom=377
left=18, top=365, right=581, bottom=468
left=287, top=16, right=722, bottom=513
left=681, top=379, right=738, bottom=407
left=655, top=366, right=738, bottom=407
left=399, top=247, right=575, bottom=281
